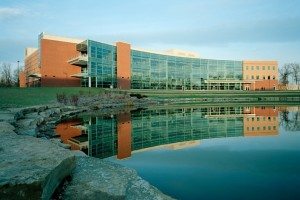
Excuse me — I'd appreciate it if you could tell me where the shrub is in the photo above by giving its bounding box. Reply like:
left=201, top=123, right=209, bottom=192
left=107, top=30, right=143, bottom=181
left=56, top=93, right=68, bottom=104
left=70, top=94, right=79, bottom=106
left=130, top=93, right=148, bottom=99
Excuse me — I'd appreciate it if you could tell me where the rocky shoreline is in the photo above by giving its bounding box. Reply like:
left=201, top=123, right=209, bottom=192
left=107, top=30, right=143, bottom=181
left=0, top=96, right=174, bottom=200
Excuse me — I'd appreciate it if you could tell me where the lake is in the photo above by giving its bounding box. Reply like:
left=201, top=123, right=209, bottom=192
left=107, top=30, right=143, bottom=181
left=56, top=105, right=300, bottom=200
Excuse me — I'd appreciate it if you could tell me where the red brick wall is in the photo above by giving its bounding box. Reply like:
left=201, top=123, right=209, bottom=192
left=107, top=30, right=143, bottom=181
left=40, top=39, right=81, bottom=87
left=116, top=42, right=131, bottom=89
left=19, top=70, right=26, bottom=88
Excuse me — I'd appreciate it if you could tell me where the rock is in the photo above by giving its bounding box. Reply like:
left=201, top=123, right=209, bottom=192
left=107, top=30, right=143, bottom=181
left=0, top=130, right=75, bottom=200
left=49, top=138, right=71, bottom=149
left=0, top=122, right=15, bottom=133
left=18, top=128, right=37, bottom=137
left=72, top=150, right=87, bottom=157
left=0, top=111, right=15, bottom=123
left=63, top=157, right=173, bottom=200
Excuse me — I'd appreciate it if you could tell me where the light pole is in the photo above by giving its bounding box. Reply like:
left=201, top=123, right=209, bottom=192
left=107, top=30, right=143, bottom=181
left=17, top=60, right=20, bottom=86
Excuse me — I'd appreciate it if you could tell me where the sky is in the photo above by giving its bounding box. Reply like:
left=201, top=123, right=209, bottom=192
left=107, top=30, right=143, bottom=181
left=1, top=0, right=300, bottom=69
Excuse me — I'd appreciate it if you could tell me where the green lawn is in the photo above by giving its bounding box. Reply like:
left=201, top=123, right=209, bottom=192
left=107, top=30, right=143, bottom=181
left=1, top=87, right=299, bottom=109
left=0, top=87, right=104, bottom=108
left=129, top=89, right=300, bottom=99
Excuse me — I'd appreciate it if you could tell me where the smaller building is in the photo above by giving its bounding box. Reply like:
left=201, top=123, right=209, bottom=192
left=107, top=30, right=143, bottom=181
left=243, top=61, right=278, bottom=90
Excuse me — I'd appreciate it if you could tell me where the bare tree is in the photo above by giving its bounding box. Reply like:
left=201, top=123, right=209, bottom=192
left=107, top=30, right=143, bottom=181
left=279, top=64, right=291, bottom=86
left=13, top=67, right=21, bottom=87
left=290, top=63, right=300, bottom=90
left=0, top=63, right=13, bottom=87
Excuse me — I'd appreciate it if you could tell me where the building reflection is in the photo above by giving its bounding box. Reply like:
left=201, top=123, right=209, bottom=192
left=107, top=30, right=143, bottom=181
left=243, top=107, right=279, bottom=136
left=55, top=106, right=279, bottom=159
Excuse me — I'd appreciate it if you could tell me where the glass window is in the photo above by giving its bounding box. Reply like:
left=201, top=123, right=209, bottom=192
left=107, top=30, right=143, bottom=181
left=262, top=66, right=265, bottom=70
left=256, top=66, right=259, bottom=70
left=268, top=66, right=270, bottom=70
left=272, top=66, right=275, bottom=70
left=246, top=66, right=249, bottom=70
left=251, top=66, right=254, bottom=70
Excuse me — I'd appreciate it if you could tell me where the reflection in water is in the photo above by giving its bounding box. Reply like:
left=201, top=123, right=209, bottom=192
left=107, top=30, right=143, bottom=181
left=279, top=106, right=300, bottom=132
left=54, top=106, right=293, bottom=159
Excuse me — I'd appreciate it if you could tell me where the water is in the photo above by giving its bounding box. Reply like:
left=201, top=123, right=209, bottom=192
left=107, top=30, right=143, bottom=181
left=56, top=105, right=300, bottom=200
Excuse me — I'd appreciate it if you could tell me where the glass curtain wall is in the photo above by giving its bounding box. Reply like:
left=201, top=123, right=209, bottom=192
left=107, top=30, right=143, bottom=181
left=131, top=50, right=243, bottom=90
left=87, top=40, right=117, bottom=88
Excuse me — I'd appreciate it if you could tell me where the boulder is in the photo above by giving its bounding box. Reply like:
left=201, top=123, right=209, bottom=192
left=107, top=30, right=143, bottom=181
left=0, top=130, right=75, bottom=200
left=0, top=111, right=15, bottom=123
left=63, top=156, right=173, bottom=200
left=0, top=122, right=15, bottom=133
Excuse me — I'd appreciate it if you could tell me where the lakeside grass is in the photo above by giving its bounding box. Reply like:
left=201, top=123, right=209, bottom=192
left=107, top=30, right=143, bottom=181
left=129, top=89, right=300, bottom=99
left=0, top=87, right=104, bottom=108
left=1, top=87, right=299, bottom=108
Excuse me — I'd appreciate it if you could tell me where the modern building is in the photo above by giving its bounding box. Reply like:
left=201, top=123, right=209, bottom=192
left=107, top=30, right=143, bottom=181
left=20, top=33, right=278, bottom=90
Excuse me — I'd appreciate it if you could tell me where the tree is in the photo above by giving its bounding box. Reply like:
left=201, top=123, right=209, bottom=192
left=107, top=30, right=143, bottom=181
left=290, top=63, right=300, bottom=90
left=13, top=67, right=21, bottom=87
left=279, top=64, right=291, bottom=85
left=0, top=63, right=13, bottom=87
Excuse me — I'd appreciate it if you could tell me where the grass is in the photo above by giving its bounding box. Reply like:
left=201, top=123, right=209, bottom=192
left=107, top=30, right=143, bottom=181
left=129, top=89, right=300, bottom=99
left=0, top=87, right=104, bottom=108
left=1, top=87, right=299, bottom=109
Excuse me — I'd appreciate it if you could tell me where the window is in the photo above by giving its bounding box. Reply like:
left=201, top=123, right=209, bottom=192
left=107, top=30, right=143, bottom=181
left=262, top=66, right=265, bottom=70
left=246, top=66, right=249, bottom=70
left=246, top=75, right=249, bottom=79
left=257, top=127, right=260, bottom=131
left=272, top=66, right=275, bottom=70
left=263, top=76, right=265, bottom=79
left=268, top=66, right=270, bottom=70
left=251, top=66, right=254, bottom=70
left=256, top=66, right=259, bottom=70
left=251, top=75, right=254, bottom=79
left=256, top=75, right=259, bottom=79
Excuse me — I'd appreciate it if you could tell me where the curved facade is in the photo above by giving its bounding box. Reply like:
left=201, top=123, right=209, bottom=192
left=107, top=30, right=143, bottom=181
left=22, top=33, right=278, bottom=90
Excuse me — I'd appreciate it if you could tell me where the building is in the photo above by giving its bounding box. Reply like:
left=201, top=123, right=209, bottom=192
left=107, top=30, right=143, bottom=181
left=20, top=33, right=278, bottom=90
left=20, top=33, right=84, bottom=87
